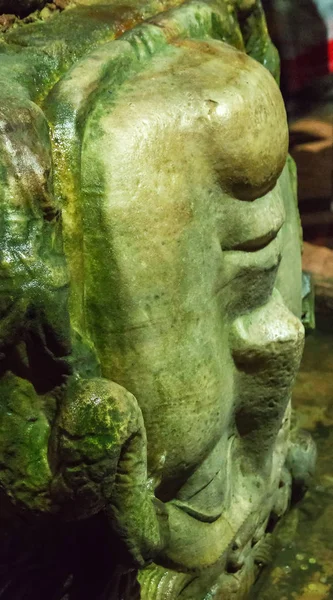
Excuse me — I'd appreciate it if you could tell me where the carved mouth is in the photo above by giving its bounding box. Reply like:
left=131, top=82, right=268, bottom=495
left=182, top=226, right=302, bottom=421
left=229, top=225, right=282, bottom=253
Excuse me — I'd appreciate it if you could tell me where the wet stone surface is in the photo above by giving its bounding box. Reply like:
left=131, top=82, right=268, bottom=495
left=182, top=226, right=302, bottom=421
left=251, top=331, right=333, bottom=600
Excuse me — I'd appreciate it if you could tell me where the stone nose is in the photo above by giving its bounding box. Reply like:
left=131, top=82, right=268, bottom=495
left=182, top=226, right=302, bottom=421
left=229, top=289, right=304, bottom=467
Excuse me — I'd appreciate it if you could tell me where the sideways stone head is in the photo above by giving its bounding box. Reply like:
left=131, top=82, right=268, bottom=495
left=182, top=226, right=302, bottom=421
left=0, top=23, right=309, bottom=600
left=76, top=38, right=303, bottom=567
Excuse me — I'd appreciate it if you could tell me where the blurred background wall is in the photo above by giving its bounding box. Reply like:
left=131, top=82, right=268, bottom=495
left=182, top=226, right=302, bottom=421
left=263, top=1, right=333, bottom=328
left=263, top=0, right=333, bottom=248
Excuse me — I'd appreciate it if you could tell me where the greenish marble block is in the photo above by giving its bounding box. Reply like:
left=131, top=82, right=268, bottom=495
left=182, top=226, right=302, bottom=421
left=0, top=1, right=315, bottom=598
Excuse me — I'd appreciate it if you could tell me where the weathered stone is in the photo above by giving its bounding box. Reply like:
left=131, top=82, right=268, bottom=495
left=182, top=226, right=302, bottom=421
left=251, top=330, right=333, bottom=600
left=0, top=1, right=310, bottom=598
left=54, top=0, right=70, bottom=9
left=0, top=12, right=15, bottom=30
left=40, top=5, right=53, bottom=18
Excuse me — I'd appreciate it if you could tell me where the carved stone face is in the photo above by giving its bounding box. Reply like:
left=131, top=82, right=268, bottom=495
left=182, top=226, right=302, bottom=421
left=74, top=40, right=304, bottom=567
left=0, top=0, right=310, bottom=591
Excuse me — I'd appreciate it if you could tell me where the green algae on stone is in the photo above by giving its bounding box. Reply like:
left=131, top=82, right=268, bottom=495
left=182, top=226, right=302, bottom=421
left=0, top=1, right=310, bottom=598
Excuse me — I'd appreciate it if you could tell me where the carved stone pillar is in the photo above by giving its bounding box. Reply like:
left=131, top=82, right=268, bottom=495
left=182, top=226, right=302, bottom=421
left=0, top=1, right=315, bottom=598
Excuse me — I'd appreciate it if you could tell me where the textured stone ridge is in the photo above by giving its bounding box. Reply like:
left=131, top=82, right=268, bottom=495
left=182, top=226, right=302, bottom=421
left=0, top=1, right=311, bottom=599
